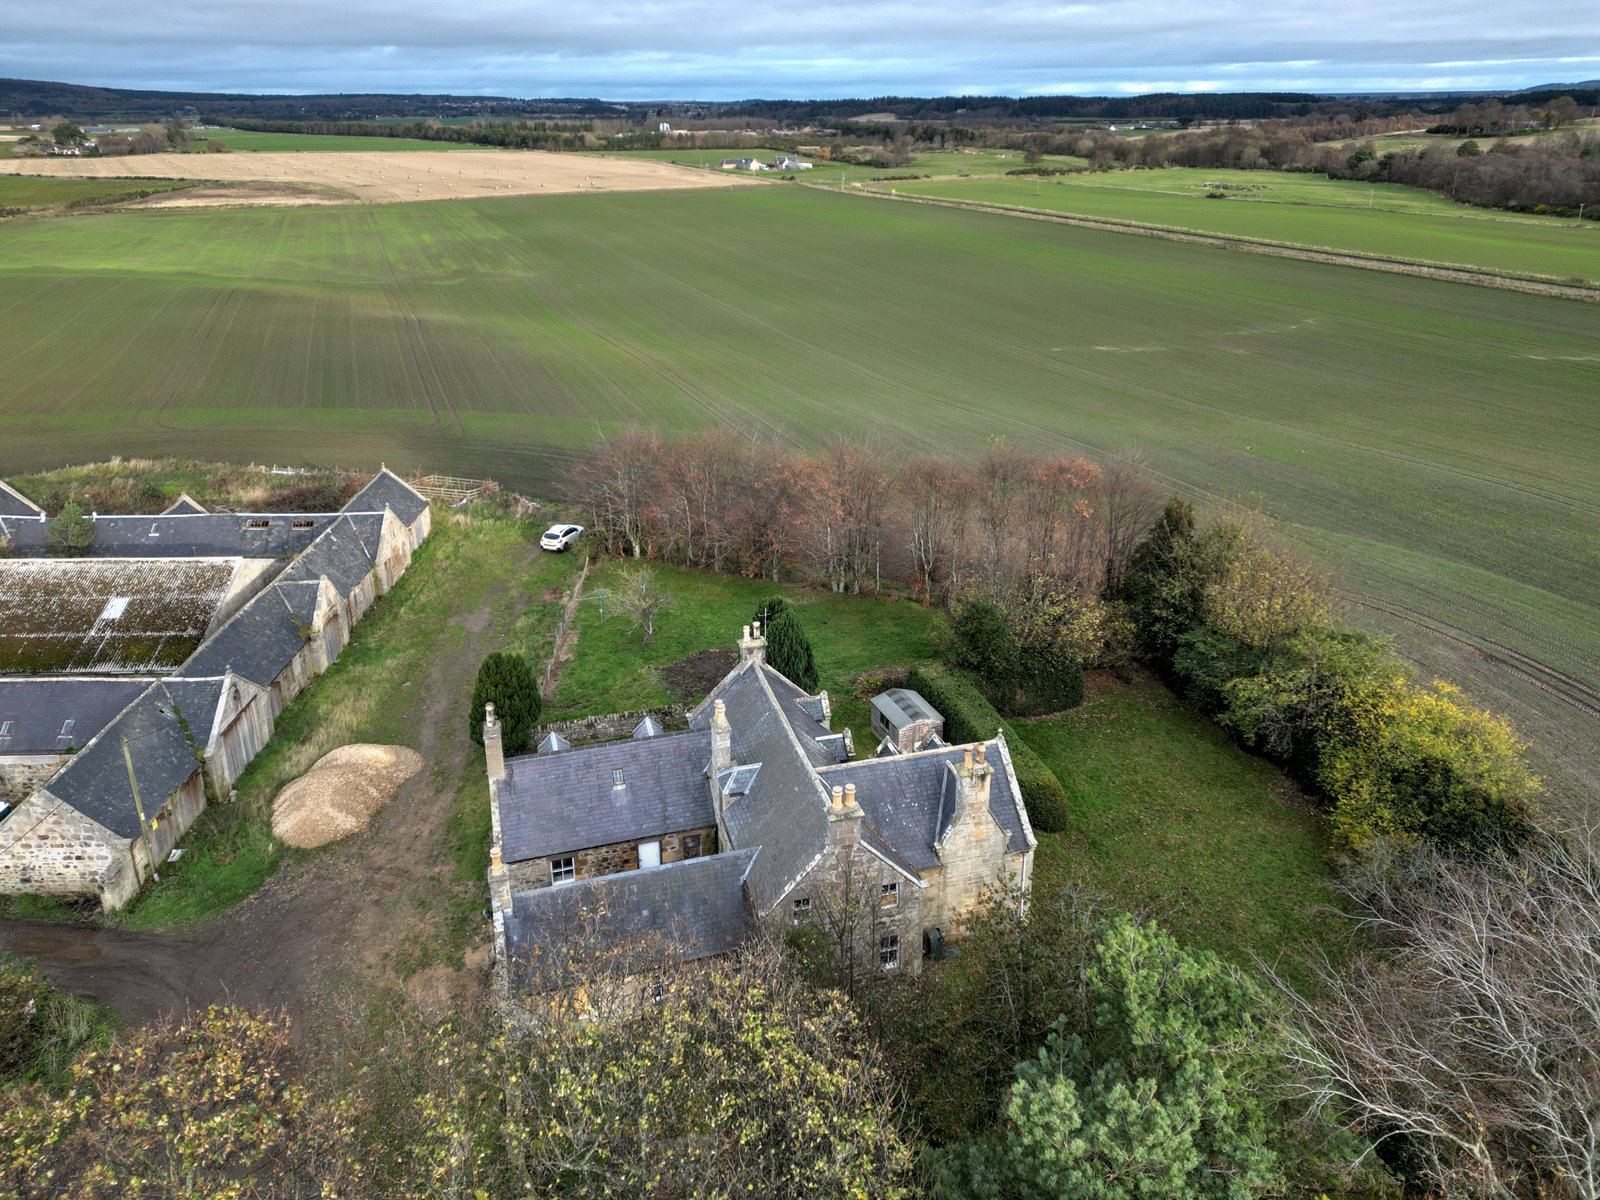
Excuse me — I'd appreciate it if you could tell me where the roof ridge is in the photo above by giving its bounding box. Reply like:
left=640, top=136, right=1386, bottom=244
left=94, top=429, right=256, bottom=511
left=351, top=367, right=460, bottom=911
left=752, top=664, right=833, bottom=812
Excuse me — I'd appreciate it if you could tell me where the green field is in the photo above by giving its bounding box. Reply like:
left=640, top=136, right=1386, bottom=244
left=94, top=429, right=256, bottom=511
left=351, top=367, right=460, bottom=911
left=196, top=128, right=482, bottom=152
left=0, top=185, right=1595, bottom=802
left=0, top=176, right=193, bottom=207
left=895, top=167, right=1600, bottom=281
left=612, top=146, right=1087, bottom=181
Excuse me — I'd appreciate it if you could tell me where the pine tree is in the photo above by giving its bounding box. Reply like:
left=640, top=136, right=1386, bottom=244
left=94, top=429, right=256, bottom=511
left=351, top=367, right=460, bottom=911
left=468, top=651, right=542, bottom=751
left=762, top=606, right=820, bottom=692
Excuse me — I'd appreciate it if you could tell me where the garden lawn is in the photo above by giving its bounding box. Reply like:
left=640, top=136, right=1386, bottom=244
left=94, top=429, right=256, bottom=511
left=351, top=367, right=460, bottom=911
left=1019, top=672, right=1347, bottom=978
left=547, top=563, right=946, bottom=750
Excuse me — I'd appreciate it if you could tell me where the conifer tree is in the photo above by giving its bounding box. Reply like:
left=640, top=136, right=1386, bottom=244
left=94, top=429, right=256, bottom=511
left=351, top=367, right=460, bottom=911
left=468, top=651, right=541, bottom=751
left=756, top=599, right=820, bottom=692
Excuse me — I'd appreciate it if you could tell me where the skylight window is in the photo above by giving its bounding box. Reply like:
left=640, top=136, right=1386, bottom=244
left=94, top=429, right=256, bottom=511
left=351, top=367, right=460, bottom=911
left=98, top=597, right=130, bottom=622
left=59, top=719, right=75, bottom=738
left=0, top=721, right=13, bottom=738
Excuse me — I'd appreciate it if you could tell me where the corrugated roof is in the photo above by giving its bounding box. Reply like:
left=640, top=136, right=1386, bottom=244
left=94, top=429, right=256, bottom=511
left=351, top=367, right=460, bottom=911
left=0, top=677, right=154, bottom=755
left=503, top=848, right=757, bottom=983
left=871, top=687, right=940, bottom=728
left=498, top=731, right=716, bottom=863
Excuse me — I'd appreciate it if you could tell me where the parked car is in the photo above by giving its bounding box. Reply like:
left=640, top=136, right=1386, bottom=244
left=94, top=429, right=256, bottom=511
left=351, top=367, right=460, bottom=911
left=540, top=523, right=584, bottom=552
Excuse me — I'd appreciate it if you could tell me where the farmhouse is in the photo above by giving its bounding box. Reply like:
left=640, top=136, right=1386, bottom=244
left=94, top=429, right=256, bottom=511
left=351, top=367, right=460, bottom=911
left=0, top=469, right=431, bottom=908
left=487, top=623, right=1036, bottom=995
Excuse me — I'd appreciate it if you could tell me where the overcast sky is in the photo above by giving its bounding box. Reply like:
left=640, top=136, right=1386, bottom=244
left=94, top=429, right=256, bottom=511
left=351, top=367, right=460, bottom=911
left=8, top=0, right=1599, bottom=99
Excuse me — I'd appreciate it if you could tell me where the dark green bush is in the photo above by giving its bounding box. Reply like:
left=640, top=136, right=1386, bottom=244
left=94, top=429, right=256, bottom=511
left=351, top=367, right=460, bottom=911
left=469, top=651, right=542, bottom=752
left=908, top=664, right=1072, bottom=834
left=755, top=598, right=819, bottom=692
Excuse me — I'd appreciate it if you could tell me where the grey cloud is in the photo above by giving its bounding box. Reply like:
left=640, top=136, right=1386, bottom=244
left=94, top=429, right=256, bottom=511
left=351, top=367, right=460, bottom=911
left=4, top=0, right=1597, bottom=97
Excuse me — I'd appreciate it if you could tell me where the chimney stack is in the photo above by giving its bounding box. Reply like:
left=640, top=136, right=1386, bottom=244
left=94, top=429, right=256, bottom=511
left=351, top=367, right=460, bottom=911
left=484, top=703, right=505, bottom=782
left=709, top=699, right=734, bottom=817
left=488, top=841, right=511, bottom=913
left=739, top=620, right=767, bottom=668
left=971, top=742, right=993, bottom=814
left=827, top=780, right=861, bottom=846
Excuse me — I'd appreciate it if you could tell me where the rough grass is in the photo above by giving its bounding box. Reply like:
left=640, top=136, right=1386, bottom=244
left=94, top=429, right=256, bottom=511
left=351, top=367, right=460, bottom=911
left=0, top=187, right=1594, bottom=803
left=1020, top=672, right=1348, bottom=981
left=548, top=563, right=947, bottom=751
left=115, top=508, right=579, bottom=929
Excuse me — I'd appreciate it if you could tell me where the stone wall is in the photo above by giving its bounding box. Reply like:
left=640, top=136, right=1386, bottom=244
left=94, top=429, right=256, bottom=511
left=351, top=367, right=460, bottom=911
left=533, top=708, right=688, bottom=748
left=508, top=824, right=718, bottom=890
left=0, top=794, right=118, bottom=898
left=0, top=756, right=61, bottom=805
left=784, top=836, right=927, bottom=977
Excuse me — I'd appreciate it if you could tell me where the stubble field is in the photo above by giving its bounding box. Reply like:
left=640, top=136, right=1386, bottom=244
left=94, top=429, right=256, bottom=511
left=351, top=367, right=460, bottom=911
left=0, top=185, right=1595, bottom=802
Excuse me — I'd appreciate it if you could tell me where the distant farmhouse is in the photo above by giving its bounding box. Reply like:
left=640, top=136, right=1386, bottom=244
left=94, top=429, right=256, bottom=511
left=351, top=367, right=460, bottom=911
left=486, top=623, right=1036, bottom=994
left=0, top=470, right=430, bottom=908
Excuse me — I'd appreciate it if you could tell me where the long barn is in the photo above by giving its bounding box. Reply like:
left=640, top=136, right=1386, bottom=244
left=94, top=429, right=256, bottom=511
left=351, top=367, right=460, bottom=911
left=0, top=470, right=431, bottom=908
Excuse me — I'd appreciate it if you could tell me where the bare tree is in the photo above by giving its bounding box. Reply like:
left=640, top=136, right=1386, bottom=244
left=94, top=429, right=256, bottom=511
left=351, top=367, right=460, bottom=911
left=900, top=457, right=973, bottom=606
left=564, top=430, right=659, bottom=557
left=1100, top=451, right=1163, bottom=595
left=1269, top=834, right=1600, bottom=1199
left=591, top=565, right=673, bottom=646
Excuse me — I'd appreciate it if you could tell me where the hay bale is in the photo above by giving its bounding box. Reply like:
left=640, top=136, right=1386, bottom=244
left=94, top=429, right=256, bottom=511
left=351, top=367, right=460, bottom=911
left=271, top=743, right=423, bottom=849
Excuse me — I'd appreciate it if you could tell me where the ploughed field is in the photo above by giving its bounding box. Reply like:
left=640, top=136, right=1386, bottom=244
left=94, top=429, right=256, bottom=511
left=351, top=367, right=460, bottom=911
left=0, top=185, right=1596, bottom=801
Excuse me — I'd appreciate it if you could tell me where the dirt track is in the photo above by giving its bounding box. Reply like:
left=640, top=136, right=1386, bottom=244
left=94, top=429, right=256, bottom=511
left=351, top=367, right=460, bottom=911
left=0, top=548, right=539, bottom=1041
left=0, top=150, right=760, bottom=206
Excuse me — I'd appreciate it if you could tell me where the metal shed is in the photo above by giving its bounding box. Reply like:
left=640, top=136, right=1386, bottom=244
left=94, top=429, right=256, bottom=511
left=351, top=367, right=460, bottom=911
left=870, top=687, right=945, bottom=753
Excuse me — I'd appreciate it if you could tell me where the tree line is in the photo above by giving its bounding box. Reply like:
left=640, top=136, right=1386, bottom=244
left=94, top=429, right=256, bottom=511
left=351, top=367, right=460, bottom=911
left=224, top=117, right=600, bottom=151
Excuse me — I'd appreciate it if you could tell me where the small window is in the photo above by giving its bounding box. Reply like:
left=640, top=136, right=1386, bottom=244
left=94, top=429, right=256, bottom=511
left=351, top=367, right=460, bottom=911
left=148, top=523, right=160, bottom=538
left=292, top=518, right=314, bottom=530
left=881, top=881, right=900, bottom=908
left=791, top=896, right=812, bottom=922
left=682, top=833, right=702, bottom=859
left=612, top=768, right=625, bottom=789
left=0, top=721, right=12, bottom=738
left=246, top=518, right=270, bottom=530
left=551, top=856, right=576, bottom=885
left=879, top=934, right=900, bottom=970
left=59, top=719, right=75, bottom=738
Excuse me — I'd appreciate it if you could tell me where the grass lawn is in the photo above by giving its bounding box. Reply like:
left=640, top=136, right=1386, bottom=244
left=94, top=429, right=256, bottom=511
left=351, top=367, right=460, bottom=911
left=114, top=506, right=580, bottom=929
left=1020, top=672, right=1347, bottom=979
left=547, top=563, right=947, bottom=750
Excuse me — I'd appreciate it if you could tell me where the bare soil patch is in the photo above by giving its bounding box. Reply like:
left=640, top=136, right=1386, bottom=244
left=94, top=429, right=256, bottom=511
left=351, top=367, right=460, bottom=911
left=0, top=150, right=763, bottom=207
left=271, top=744, right=423, bottom=849
left=662, top=647, right=736, bottom=703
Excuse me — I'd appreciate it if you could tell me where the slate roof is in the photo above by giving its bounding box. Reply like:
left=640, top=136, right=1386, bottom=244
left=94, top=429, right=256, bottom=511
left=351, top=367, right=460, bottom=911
left=160, top=494, right=207, bottom=516
left=277, top=514, right=384, bottom=597
left=693, top=664, right=834, bottom=913
left=2, top=512, right=344, bottom=559
left=536, top=731, right=572, bottom=754
left=0, top=481, right=44, bottom=519
left=498, top=731, right=716, bottom=863
left=0, top=678, right=153, bottom=756
left=176, top=583, right=310, bottom=688
left=503, top=849, right=758, bottom=982
left=42, top=678, right=224, bottom=839
left=817, top=741, right=1033, bottom=870
left=343, top=469, right=429, bottom=526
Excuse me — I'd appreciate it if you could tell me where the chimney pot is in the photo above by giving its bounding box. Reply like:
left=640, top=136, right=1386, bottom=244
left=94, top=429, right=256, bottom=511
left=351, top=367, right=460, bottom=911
left=844, top=783, right=857, bottom=809
left=976, top=743, right=988, bottom=767
left=752, top=619, right=761, bottom=638
left=831, top=784, right=844, bottom=810
left=742, top=624, right=751, bottom=641
left=963, top=747, right=974, bottom=773
left=490, top=844, right=503, bottom=870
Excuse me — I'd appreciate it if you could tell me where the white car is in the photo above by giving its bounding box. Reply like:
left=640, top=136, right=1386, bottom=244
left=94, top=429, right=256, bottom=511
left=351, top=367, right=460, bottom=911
left=540, top=523, right=584, bottom=552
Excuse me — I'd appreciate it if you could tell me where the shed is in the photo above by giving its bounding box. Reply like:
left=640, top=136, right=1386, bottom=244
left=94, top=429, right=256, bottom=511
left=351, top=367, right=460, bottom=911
left=870, top=687, right=944, bottom=754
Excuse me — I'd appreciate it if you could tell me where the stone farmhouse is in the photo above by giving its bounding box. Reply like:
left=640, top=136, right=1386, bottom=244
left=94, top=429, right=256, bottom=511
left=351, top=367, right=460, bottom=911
left=0, top=470, right=431, bottom=908
left=487, top=624, right=1037, bottom=993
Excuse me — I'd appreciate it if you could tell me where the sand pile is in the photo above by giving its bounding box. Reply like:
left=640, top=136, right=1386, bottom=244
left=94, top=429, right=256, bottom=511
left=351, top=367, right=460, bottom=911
left=272, top=744, right=423, bottom=849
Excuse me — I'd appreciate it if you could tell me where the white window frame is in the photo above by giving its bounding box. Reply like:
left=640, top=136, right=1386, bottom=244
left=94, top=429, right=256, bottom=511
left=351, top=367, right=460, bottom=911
left=550, top=856, right=576, bottom=886
left=881, top=881, right=900, bottom=908
left=879, top=933, right=900, bottom=970
left=791, top=896, right=812, bottom=923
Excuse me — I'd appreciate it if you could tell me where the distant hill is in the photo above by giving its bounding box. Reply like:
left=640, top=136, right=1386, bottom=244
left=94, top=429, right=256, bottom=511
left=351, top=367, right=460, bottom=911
left=0, top=78, right=618, bottom=121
